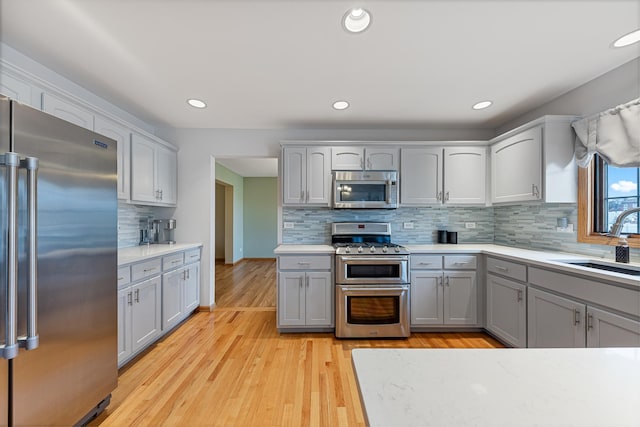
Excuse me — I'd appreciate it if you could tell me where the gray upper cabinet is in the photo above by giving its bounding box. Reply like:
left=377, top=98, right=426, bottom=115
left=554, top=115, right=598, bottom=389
left=282, top=146, right=331, bottom=206
left=331, top=147, right=399, bottom=171
left=490, top=116, right=578, bottom=204
left=94, top=115, right=131, bottom=201
left=42, top=93, right=94, bottom=130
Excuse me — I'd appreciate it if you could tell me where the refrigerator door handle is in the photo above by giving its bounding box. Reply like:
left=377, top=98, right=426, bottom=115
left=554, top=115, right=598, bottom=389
left=19, top=156, right=39, bottom=350
left=1, top=152, right=20, bottom=359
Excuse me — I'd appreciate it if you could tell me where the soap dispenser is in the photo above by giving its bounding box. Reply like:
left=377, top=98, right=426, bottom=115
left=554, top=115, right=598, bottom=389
left=615, top=237, right=630, bottom=263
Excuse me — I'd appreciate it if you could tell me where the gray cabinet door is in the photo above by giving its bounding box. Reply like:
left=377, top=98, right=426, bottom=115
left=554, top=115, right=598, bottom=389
left=486, top=274, right=527, bottom=347
left=410, top=271, right=444, bottom=325
left=444, top=271, right=477, bottom=325
left=131, top=276, right=162, bottom=353
left=184, top=263, right=201, bottom=313
left=162, top=269, right=184, bottom=330
left=305, top=272, right=333, bottom=326
left=278, top=272, right=305, bottom=326
left=117, top=287, right=133, bottom=365
left=528, top=287, right=585, bottom=348
left=587, top=307, right=640, bottom=348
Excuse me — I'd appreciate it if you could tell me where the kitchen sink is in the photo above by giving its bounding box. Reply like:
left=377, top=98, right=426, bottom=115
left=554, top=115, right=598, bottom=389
left=564, top=261, right=640, bottom=276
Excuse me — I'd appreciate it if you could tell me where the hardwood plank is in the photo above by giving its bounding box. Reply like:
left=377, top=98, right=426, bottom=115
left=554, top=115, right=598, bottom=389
left=91, top=260, right=503, bottom=427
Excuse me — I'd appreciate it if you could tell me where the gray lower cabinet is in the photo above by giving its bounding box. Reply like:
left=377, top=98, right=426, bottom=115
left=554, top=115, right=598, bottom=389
left=118, top=275, right=163, bottom=365
left=118, top=247, right=201, bottom=367
left=528, top=286, right=640, bottom=348
left=486, top=274, right=527, bottom=348
left=277, top=255, right=333, bottom=330
left=411, top=255, right=478, bottom=327
left=527, top=287, right=586, bottom=348
left=587, top=307, right=640, bottom=347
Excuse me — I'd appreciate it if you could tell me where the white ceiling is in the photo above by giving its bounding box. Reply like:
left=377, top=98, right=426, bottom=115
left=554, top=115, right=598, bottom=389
left=0, top=0, right=639, bottom=131
left=216, top=158, right=278, bottom=177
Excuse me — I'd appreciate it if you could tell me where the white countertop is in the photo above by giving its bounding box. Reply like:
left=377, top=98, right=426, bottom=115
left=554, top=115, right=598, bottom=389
left=273, top=244, right=335, bottom=254
left=118, top=243, right=203, bottom=265
left=352, top=347, right=640, bottom=427
left=274, top=243, right=640, bottom=287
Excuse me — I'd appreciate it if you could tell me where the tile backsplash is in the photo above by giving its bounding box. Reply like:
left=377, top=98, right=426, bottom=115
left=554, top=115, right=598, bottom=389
left=118, top=202, right=155, bottom=248
left=282, top=203, right=640, bottom=262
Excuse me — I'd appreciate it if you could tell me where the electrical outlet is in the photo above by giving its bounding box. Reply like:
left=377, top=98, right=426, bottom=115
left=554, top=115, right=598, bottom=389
left=403, top=222, right=414, bottom=229
left=284, top=222, right=294, bottom=229
left=465, top=222, right=476, bottom=229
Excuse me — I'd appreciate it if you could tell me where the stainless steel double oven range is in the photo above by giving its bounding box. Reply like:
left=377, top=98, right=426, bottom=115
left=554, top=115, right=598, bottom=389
left=333, top=222, right=410, bottom=338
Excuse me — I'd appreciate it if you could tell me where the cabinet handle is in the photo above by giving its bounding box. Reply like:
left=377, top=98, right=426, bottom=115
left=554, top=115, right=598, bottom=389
left=445, top=191, right=450, bottom=201
left=143, top=267, right=157, bottom=273
left=118, top=276, right=125, bottom=281
left=134, top=289, right=140, bottom=303
left=418, top=262, right=431, bottom=265
left=361, top=158, right=364, bottom=169
left=532, top=184, right=540, bottom=198
left=367, top=158, right=371, bottom=169
left=182, top=270, right=186, bottom=280
left=127, top=292, right=133, bottom=306
left=297, top=262, right=311, bottom=265
left=171, top=260, right=181, bottom=264
left=573, top=308, right=581, bottom=325
left=494, top=265, right=508, bottom=272
left=445, top=276, right=450, bottom=286
left=306, top=276, right=309, bottom=287
left=187, top=269, right=190, bottom=280
left=155, top=190, right=160, bottom=199
left=517, top=289, right=523, bottom=302
left=439, top=276, right=444, bottom=287
left=587, top=313, right=594, bottom=330
left=189, top=255, right=198, bottom=259
left=437, top=191, right=442, bottom=202
left=299, top=277, right=303, bottom=288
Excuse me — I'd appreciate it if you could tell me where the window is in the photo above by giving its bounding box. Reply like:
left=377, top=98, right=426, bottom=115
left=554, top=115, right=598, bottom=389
left=593, top=155, right=639, bottom=234
left=578, top=156, right=640, bottom=248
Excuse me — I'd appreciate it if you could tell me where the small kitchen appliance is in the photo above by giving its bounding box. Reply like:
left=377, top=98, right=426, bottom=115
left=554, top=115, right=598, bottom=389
left=153, top=218, right=177, bottom=244
left=332, top=222, right=410, bottom=338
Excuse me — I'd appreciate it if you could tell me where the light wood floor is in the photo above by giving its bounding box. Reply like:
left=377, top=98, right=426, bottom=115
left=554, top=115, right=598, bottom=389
left=92, top=259, right=503, bottom=427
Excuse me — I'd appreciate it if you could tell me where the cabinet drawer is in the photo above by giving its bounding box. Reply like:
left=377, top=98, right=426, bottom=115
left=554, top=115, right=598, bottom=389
left=411, top=255, right=442, bottom=269
left=163, top=253, right=184, bottom=271
left=117, top=266, right=131, bottom=289
left=279, top=255, right=331, bottom=270
left=487, top=257, right=527, bottom=282
left=131, top=258, right=162, bottom=281
left=184, top=249, right=201, bottom=263
left=444, top=255, right=477, bottom=270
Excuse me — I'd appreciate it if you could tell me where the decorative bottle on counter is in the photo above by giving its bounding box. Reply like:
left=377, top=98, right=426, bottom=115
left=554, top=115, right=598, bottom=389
left=615, top=237, right=630, bottom=263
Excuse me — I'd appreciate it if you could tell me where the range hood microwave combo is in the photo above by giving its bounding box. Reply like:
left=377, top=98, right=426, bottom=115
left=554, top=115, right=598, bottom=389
left=332, top=171, right=398, bottom=209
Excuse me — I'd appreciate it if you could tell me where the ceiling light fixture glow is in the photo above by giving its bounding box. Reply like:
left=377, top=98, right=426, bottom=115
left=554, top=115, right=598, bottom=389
left=333, top=100, right=350, bottom=110
left=472, top=100, right=493, bottom=110
left=343, top=8, right=371, bottom=33
left=612, top=29, right=640, bottom=48
left=187, top=98, right=207, bottom=108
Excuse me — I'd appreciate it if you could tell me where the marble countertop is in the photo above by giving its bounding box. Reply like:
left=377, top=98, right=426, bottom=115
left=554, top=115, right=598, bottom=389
left=352, top=347, right=640, bottom=427
left=118, top=243, right=203, bottom=265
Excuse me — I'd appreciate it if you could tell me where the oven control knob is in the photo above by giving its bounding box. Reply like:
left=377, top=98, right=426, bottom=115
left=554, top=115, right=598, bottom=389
left=357, top=246, right=363, bottom=253
left=382, top=246, right=388, bottom=253
left=370, top=246, right=375, bottom=253
left=345, top=247, right=351, bottom=253
left=394, top=246, right=400, bottom=253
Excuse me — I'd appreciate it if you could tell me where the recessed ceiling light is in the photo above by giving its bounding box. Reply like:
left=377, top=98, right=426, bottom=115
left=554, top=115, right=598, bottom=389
left=187, top=98, right=207, bottom=109
left=612, top=29, right=640, bottom=48
left=333, top=101, right=350, bottom=110
left=343, top=8, right=371, bottom=33
left=472, top=100, right=493, bottom=110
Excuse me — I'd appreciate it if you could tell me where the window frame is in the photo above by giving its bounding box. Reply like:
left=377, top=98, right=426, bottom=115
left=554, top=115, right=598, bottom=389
left=577, top=159, right=640, bottom=248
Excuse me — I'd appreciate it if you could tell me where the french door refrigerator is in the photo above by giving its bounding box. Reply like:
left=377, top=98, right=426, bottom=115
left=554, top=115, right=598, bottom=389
left=0, top=95, right=117, bottom=426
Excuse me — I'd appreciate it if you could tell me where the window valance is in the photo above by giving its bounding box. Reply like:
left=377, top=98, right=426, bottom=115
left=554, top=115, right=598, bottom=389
left=572, top=98, right=640, bottom=168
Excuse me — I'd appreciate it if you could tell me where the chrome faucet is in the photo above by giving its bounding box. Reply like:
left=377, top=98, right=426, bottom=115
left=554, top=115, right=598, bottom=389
left=609, top=207, right=640, bottom=236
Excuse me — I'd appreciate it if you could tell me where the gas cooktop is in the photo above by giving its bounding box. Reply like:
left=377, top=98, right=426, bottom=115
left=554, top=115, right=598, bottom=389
left=331, top=222, right=409, bottom=255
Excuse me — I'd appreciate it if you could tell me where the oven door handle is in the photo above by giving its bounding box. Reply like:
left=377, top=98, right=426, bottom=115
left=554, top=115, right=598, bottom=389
left=338, top=256, right=408, bottom=263
left=339, top=286, right=408, bottom=296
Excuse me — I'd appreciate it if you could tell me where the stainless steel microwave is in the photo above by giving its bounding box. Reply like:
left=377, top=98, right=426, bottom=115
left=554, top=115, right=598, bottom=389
left=333, top=171, right=398, bottom=209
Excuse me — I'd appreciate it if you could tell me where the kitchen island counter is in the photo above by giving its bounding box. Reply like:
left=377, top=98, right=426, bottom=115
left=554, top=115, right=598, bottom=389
left=352, top=347, right=640, bottom=427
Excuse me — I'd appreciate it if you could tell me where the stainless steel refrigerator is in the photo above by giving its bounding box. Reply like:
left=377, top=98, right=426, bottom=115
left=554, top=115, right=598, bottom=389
left=0, top=95, right=118, bottom=426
